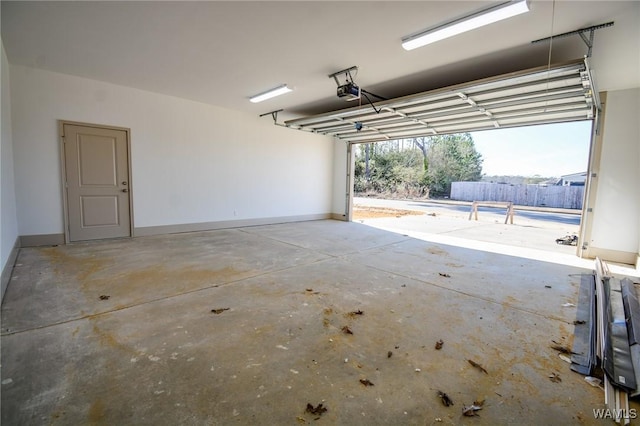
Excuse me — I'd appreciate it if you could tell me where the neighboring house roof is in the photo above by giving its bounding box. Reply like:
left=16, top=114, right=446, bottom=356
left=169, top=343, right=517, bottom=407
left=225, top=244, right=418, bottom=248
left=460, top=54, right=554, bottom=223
left=561, top=172, right=588, bottom=180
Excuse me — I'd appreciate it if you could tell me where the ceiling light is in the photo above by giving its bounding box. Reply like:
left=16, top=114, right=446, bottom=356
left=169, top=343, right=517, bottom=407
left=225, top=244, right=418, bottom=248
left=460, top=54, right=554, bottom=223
left=402, top=0, right=530, bottom=51
left=249, top=84, right=292, bottom=103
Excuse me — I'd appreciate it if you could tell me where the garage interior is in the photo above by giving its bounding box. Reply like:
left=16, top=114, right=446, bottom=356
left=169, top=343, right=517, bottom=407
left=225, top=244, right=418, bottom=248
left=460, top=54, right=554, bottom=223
left=1, top=1, right=639, bottom=424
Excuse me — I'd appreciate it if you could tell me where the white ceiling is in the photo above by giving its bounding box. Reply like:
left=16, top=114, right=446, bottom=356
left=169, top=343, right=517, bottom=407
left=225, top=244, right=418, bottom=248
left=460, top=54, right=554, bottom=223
left=2, top=1, right=638, bottom=121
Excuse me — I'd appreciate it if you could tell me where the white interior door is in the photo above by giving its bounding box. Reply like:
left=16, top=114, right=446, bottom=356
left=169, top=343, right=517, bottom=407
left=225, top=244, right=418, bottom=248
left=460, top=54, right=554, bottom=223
left=63, top=123, right=131, bottom=241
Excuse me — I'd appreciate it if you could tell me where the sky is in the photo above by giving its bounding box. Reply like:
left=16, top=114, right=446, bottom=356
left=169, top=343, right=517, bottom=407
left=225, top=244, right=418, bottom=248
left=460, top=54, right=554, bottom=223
left=470, top=120, right=592, bottom=177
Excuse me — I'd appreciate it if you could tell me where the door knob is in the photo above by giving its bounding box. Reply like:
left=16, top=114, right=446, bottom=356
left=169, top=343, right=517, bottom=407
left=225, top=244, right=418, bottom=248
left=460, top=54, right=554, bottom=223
left=122, top=188, right=129, bottom=193
left=122, top=181, right=128, bottom=185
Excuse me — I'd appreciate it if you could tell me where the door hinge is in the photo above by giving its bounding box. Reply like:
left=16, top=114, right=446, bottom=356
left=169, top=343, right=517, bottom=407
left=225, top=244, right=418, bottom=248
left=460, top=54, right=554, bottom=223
left=587, top=207, right=593, bottom=212
left=591, top=172, right=597, bottom=178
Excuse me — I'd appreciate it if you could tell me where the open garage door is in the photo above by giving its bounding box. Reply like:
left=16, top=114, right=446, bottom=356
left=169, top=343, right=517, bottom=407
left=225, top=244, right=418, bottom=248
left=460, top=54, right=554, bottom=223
left=284, top=59, right=597, bottom=143
left=284, top=58, right=599, bottom=257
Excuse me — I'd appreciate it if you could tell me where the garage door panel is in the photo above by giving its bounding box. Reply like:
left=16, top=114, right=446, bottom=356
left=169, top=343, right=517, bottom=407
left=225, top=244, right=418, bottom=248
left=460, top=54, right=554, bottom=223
left=285, top=59, right=596, bottom=143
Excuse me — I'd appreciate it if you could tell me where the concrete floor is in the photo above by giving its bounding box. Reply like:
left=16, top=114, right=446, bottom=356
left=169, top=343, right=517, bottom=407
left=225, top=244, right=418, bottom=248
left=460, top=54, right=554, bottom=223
left=0, top=219, right=634, bottom=425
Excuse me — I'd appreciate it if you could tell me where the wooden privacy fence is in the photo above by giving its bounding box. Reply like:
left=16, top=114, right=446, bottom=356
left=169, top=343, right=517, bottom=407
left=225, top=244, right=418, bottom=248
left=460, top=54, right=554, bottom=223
left=450, top=182, right=584, bottom=209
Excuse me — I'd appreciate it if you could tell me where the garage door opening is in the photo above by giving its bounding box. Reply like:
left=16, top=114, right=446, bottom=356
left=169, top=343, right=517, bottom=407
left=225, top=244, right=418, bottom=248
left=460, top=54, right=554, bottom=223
left=351, top=120, right=592, bottom=261
left=284, top=59, right=598, bottom=265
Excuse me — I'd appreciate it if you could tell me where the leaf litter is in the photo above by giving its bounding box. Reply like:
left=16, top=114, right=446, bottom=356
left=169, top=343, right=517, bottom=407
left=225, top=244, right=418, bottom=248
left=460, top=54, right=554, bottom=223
left=437, top=390, right=454, bottom=406
left=468, top=359, right=488, bottom=374
left=462, top=399, right=484, bottom=417
left=305, top=402, right=327, bottom=417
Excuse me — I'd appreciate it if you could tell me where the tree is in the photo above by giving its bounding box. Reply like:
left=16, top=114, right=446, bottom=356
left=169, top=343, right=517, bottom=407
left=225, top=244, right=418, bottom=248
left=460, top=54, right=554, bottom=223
left=353, top=133, right=483, bottom=198
left=369, top=149, right=424, bottom=194
left=412, top=137, right=429, bottom=171
left=354, top=142, right=426, bottom=196
left=424, top=133, right=483, bottom=196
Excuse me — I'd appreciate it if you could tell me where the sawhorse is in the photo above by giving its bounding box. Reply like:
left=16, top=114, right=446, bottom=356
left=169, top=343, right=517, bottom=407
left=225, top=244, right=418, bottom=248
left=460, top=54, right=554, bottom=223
left=468, top=201, right=515, bottom=224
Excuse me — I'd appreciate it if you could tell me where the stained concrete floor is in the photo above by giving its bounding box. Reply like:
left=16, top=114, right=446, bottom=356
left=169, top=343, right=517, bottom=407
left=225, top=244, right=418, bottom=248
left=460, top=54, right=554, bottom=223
left=0, top=220, right=635, bottom=425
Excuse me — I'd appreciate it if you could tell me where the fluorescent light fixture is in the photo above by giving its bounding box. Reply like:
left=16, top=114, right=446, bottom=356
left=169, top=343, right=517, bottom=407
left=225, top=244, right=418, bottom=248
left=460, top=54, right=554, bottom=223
left=402, top=0, right=530, bottom=51
left=249, top=84, right=292, bottom=103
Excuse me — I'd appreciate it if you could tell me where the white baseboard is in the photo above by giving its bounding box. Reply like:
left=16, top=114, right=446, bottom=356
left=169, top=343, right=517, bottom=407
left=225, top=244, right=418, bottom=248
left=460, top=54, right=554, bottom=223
left=20, top=233, right=65, bottom=247
left=134, top=213, right=334, bottom=237
left=1, top=237, right=20, bottom=304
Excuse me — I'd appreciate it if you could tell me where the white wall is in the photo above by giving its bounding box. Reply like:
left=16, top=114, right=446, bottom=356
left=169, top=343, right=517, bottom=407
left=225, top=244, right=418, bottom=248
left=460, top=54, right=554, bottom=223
left=1, top=38, right=19, bottom=298
left=589, top=88, right=640, bottom=262
left=589, top=3, right=640, bottom=93
left=10, top=65, right=334, bottom=236
left=331, top=139, right=348, bottom=219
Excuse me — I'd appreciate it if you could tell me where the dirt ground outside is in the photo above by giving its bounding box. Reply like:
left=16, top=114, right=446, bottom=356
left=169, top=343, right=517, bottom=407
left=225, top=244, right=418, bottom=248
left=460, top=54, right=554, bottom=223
left=353, top=206, right=425, bottom=220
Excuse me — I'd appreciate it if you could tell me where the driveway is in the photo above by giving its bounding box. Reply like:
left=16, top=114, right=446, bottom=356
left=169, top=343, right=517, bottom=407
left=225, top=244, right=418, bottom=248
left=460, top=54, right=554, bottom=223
left=352, top=197, right=585, bottom=264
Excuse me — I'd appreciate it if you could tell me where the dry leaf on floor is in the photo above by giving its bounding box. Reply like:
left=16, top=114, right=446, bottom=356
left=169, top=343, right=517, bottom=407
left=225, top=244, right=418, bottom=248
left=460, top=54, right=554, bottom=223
left=462, top=403, right=483, bottom=416
left=211, top=308, right=230, bottom=314
left=99, top=295, right=110, bottom=300
left=550, top=344, right=576, bottom=355
left=468, top=359, right=488, bottom=374
left=341, top=326, right=353, bottom=335
left=347, top=310, right=364, bottom=318
left=437, top=390, right=454, bottom=406
left=387, top=351, right=393, bottom=358
left=435, top=339, right=444, bottom=350
left=549, top=372, right=562, bottom=383
left=305, top=403, right=327, bottom=416
left=438, top=273, right=451, bottom=278
left=359, top=379, right=374, bottom=386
